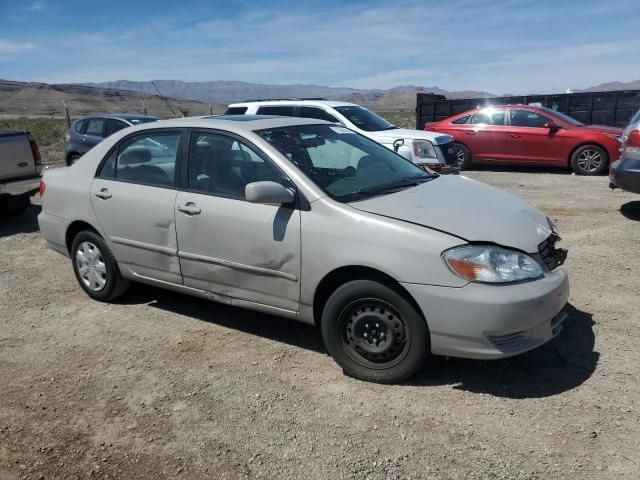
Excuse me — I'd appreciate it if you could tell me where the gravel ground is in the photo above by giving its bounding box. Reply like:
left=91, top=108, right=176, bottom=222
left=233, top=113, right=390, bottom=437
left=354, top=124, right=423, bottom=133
left=1, top=168, right=639, bottom=480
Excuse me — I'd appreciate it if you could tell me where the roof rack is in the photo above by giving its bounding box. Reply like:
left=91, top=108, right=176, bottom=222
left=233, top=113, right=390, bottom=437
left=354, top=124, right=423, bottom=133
left=241, top=97, right=328, bottom=103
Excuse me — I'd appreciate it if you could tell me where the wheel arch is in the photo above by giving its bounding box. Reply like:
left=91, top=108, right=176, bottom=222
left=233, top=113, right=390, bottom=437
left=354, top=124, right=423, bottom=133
left=312, top=265, right=425, bottom=327
left=65, top=220, right=100, bottom=253
left=567, top=141, right=609, bottom=168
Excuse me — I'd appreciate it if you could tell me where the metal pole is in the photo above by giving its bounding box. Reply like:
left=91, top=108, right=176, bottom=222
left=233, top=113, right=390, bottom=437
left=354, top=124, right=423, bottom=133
left=209, top=104, right=213, bottom=115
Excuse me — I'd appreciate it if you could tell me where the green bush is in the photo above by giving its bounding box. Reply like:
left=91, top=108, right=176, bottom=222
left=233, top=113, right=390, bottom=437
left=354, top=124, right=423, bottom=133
left=0, top=117, right=68, bottom=163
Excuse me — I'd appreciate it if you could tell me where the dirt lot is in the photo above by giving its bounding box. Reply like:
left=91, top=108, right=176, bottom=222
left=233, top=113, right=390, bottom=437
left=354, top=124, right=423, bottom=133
left=1, top=168, right=639, bottom=480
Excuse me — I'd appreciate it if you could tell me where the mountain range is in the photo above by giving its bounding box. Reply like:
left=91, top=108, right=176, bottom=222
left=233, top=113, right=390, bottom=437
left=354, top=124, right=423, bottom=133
left=81, top=80, right=495, bottom=109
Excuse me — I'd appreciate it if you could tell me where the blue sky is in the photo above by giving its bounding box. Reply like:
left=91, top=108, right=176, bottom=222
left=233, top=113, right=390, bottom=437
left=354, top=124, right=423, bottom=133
left=0, top=0, right=639, bottom=94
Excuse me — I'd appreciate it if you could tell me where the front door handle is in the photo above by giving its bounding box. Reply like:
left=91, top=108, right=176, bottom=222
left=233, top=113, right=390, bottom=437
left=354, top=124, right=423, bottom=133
left=177, top=203, right=201, bottom=215
left=509, top=133, right=521, bottom=138
left=465, top=131, right=477, bottom=135
left=94, top=188, right=112, bottom=199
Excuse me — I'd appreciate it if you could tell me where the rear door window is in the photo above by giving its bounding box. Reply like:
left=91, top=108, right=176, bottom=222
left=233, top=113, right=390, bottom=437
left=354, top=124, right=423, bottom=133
left=256, top=105, right=296, bottom=116
left=98, top=131, right=181, bottom=188
left=224, top=106, right=248, bottom=115
left=85, top=118, right=106, bottom=137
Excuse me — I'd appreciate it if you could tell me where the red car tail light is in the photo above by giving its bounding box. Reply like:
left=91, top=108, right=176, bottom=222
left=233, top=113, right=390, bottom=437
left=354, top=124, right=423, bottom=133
left=627, top=130, right=640, bottom=148
left=39, top=180, right=46, bottom=197
left=29, top=139, right=42, bottom=166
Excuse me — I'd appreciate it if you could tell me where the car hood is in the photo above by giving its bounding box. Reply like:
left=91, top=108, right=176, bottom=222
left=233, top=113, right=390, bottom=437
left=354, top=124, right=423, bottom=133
left=579, top=125, right=623, bottom=135
left=348, top=175, right=552, bottom=253
left=369, top=127, right=453, bottom=145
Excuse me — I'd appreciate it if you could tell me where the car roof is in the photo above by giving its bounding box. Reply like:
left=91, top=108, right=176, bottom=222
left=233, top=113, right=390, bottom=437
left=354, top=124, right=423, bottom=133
left=75, top=114, right=159, bottom=122
left=125, top=115, right=334, bottom=132
left=228, top=99, right=358, bottom=109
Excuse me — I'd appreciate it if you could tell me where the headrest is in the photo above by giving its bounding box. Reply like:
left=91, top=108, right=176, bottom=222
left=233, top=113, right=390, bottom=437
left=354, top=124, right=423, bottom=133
left=119, top=147, right=151, bottom=165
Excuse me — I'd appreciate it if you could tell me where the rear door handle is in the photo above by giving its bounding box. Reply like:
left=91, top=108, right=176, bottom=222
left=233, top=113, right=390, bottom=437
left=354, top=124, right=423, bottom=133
left=94, top=188, right=112, bottom=199
left=509, top=133, right=521, bottom=138
left=177, top=203, right=201, bottom=215
left=465, top=131, right=477, bottom=135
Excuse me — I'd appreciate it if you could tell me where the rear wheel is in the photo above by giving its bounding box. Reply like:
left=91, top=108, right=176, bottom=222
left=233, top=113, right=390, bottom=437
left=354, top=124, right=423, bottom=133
left=455, top=143, right=472, bottom=170
left=321, top=280, right=429, bottom=383
left=571, top=144, right=608, bottom=175
left=71, top=231, right=130, bottom=301
left=67, top=153, right=81, bottom=166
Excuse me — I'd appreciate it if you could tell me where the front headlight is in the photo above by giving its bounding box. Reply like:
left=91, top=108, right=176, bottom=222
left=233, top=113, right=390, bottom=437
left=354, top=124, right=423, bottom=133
left=413, top=140, right=437, bottom=159
left=443, top=245, right=543, bottom=283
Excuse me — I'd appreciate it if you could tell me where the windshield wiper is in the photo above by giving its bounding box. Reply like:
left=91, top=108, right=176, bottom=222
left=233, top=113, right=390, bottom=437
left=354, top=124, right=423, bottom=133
left=351, top=175, right=437, bottom=197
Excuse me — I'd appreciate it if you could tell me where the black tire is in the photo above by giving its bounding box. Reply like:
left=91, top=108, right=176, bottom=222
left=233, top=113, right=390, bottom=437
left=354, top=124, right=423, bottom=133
left=455, top=143, right=472, bottom=170
left=0, top=198, right=29, bottom=216
left=320, top=280, right=429, bottom=384
left=570, top=144, right=608, bottom=175
left=67, top=153, right=81, bottom=166
left=70, top=231, right=130, bottom=301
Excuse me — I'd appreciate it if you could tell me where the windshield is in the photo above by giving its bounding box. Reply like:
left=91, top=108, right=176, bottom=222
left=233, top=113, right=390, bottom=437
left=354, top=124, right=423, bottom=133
left=334, top=106, right=396, bottom=132
left=540, top=107, right=584, bottom=127
left=257, top=124, right=435, bottom=202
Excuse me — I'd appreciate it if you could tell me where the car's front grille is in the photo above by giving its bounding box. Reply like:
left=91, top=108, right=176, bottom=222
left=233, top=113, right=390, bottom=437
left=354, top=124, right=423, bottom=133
left=440, top=142, right=459, bottom=166
left=538, top=233, right=567, bottom=271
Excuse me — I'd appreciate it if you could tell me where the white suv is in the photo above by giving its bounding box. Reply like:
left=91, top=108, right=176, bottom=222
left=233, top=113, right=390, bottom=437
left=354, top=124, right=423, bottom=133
left=225, top=99, right=459, bottom=174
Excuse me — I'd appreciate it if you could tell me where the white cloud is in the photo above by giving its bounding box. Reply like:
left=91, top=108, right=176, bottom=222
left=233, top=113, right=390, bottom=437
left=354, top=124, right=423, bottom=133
left=0, top=39, right=36, bottom=60
left=28, top=1, right=44, bottom=11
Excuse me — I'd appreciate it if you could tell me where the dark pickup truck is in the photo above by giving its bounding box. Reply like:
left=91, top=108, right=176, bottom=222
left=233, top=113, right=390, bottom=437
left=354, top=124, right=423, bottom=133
left=0, top=131, right=43, bottom=215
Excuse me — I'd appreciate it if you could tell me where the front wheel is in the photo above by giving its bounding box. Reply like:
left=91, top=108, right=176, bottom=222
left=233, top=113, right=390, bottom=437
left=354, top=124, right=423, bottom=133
left=321, top=280, right=429, bottom=383
left=571, top=145, right=608, bottom=175
left=454, top=143, right=472, bottom=170
left=71, top=231, right=130, bottom=301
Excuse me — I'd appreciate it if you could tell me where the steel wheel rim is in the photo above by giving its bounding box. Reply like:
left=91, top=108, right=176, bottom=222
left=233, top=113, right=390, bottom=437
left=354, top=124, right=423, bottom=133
left=75, top=241, right=107, bottom=291
left=576, top=149, right=603, bottom=172
left=455, top=145, right=465, bottom=164
left=339, top=299, right=410, bottom=370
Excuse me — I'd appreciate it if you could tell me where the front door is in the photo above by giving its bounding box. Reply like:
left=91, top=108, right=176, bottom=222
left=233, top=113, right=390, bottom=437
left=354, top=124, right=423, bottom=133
left=505, top=109, right=563, bottom=164
left=90, top=129, right=184, bottom=284
left=175, top=130, right=301, bottom=312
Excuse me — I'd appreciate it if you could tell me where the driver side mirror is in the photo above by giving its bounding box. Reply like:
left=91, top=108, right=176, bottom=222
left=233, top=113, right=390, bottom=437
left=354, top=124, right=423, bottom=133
left=245, top=181, right=295, bottom=205
left=544, top=121, right=561, bottom=129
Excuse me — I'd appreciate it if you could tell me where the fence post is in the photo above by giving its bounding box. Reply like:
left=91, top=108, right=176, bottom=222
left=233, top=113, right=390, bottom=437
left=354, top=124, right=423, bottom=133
left=62, top=101, right=71, bottom=128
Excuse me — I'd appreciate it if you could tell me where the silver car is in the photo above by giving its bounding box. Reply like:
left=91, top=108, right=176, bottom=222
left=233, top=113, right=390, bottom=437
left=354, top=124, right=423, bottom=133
left=610, top=109, right=640, bottom=194
left=38, top=115, right=569, bottom=383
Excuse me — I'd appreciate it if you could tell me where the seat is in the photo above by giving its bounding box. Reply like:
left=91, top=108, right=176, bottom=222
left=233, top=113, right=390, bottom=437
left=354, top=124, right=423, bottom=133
left=196, top=146, right=246, bottom=198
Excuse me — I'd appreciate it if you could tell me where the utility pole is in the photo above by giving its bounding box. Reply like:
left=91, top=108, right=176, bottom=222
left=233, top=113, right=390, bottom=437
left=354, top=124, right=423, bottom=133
left=141, top=99, right=147, bottom=116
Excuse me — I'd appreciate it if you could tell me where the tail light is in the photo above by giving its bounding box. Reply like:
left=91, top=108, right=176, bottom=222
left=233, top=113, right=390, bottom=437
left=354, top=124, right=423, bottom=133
left=626, top=130, right=640, bottom=148
left=39, top=180, right=46, bottom=197
left=29, top=138, right=42, bottom=166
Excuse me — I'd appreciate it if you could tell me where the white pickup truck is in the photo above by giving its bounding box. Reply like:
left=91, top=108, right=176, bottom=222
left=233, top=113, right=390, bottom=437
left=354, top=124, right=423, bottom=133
left=225, top=99, right=460, bottom=174
left=0, top=131, right=43, bottom=215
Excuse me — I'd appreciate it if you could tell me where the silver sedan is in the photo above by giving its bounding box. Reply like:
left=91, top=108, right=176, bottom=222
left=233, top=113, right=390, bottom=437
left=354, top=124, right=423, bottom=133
left=38, top=115, right=569, bottom=383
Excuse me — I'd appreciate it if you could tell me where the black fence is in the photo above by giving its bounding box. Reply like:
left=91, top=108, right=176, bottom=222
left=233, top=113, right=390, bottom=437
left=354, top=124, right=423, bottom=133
left=415, top=90, right=640, bottom=129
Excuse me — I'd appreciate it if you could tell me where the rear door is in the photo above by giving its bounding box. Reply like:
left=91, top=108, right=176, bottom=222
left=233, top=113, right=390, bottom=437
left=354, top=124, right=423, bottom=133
left=82, top=118, right=107, bottom=153
left=457, top=109, right=509, bottom=162
left=174, top=129, right=301, bottom=312
left=506, top=108, right=563, bottom=164
left=91, top=129, right=185, bottom=284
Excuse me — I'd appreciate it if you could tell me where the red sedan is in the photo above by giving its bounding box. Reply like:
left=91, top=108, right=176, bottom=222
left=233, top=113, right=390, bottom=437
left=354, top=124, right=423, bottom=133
left=425, top=105, right=623, bottom=175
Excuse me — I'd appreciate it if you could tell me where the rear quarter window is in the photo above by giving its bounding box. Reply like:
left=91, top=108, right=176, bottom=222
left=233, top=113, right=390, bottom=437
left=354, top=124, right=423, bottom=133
left=74, top=120, right=87, bottom=133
